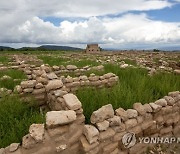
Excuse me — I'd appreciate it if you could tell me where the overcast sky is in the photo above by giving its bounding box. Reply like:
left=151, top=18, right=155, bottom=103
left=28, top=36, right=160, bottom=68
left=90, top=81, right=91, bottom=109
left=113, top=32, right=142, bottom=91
left=0, top=0, right=180, bottom=49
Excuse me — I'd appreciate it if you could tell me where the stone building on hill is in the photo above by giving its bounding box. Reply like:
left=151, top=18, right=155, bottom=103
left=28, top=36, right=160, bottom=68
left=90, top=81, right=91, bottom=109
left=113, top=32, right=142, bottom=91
left=85, top=44, right=101, bottom=53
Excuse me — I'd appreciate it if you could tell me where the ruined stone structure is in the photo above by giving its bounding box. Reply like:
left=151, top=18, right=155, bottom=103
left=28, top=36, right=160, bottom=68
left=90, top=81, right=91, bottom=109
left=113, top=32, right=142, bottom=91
left=2, top=90, right=180, bottom=154
left=1, top=55, right=180, bottom=154
left=85, top=44, right=101, bottom=53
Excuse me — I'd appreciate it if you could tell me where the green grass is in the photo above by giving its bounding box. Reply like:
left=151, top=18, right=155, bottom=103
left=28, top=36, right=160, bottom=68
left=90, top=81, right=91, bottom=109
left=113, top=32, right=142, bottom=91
left=0, top=69, right=26, bottom=90
left=76, top=64, right=180, bottom=123
left=66, top=59, right=100, bottom=67
left=123, top=59, right=137, bottom=65
left=0, top=95, right=45, bottom=148
left=38, top=55, right=69, bottom=66
left=0, top=56, right=9, bottom=64
left=39, top=55, right=100, bottom=67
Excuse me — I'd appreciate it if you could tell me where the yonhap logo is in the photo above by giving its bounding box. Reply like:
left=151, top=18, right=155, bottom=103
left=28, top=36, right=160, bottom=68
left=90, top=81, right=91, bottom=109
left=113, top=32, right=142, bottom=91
left=122, top=132, right=136, bottom=148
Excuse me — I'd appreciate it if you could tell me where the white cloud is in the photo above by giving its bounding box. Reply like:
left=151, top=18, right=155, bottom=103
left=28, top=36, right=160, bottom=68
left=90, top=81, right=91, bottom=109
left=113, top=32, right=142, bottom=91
left=0, top=0, right=179, bottom=48
left=1, top=14, right=179, bottom=47
left=0, top=0, right=172, bottom=18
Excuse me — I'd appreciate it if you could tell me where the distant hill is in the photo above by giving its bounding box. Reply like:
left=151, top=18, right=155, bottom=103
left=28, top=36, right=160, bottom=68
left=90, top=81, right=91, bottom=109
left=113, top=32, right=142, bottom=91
left=0, top=45, right=83, bottom=51
left=39, top=45, right=82, bottom=51
left=0, top=46, right=15, bottom=51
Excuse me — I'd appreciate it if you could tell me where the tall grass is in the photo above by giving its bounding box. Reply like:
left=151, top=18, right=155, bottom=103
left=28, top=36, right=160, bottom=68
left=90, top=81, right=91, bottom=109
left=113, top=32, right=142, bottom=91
left=0, top=95, right=45, bottom=148
left=66, top=59, right=100, bottom=67
left=38, top=56, right=69, bottom=66
left=0, top=69, right=26, bottom=90
left=0, top=56, right=9, bottom=64
left=39, top=55, right=100, bottom=67
left=76, top=64, right=180, bottom=123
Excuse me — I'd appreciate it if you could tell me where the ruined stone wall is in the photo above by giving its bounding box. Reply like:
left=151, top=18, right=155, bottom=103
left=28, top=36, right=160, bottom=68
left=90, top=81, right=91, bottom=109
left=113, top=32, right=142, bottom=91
left=1, top=91, right=180, bottom=154
left=52, top=65, right=104, bottom=76
left=1, top=94, right=84, bottom=154
left=15, top=71, right=119, bottom=109
left=1, top=55, right=180, bottom=154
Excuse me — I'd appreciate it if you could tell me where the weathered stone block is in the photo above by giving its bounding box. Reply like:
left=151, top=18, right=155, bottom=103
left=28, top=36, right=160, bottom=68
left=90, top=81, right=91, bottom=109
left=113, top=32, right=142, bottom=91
left=143, top=104, right=153, bottom=113
left=63, top=93, right=82, bottom=110
left=47, top=72, right=58, bottom=80
left=66, top=65, right=77, bottom=70
left=141, top=120, right=156, bottom=130
left=127, top=109, right=138, bottom=118
left=46, top=110, right=76, bottom=128
left=164, top=96, right=175, bottom=106
left=107, top=116, right=121, bottom=126
left=96, top=120, right=109, bottom=131
left=155, top=98, right=167, bottom=107
left=90, top=104, right=114, bottom=124
left=32, top=88, right=45, bottom=95
left=23, top=88, right=34, bottom=93
left=45, top=80, right=63, bottom=91
left=9, top=143, right=20, bottom=152
left=99, top=128, right=115, bottom=141
left=83, top=125, right=99, bottom=144
left=149, top=103, right=162, bottom=112
left=133, top=103, right=146, bottom=115
left=80, top=136, right=99, bottom=152
left=115, top=108, right=128, bottom=121
left=21, top=80, right=36, bottom=88
left=29, top=124, right=45, bottom=142
left=125, top=118, right=137, bottom=129
left=22, top=134, right=37, bottom=149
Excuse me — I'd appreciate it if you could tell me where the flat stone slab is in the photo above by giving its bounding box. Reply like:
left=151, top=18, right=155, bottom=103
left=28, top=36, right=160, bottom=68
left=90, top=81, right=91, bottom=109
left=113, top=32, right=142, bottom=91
left=46, top=111, right=76, bottom=128
left=63, top=93, right=82, bottom=110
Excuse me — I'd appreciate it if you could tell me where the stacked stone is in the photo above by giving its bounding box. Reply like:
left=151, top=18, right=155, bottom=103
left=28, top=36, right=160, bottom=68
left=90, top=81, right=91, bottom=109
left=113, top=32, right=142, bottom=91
left=45, top=79, right=85, bottom=123
left=64, top=75, right=81, bottom=92
left=80, top=91, right=180, bottom=154
left=80, top=104, right=120, bottom=154
left=23, top=66, right=33, bottom=80
left=1, top=91, right=180, bottom=154
left=13, top=65, right=54, bottom=105
left=2, top=109, right=82, bottom=154
left=45, top=79, right=67, bottom=111
left=62, top=73, right=119, bottom=92
left=14, top=80, right=45, bottom=106
left=52, top=64, right=104, bottom=76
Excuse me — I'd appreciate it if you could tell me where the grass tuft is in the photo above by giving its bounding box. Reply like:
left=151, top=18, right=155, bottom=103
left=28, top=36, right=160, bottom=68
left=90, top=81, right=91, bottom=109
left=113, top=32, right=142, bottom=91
left=0, top=95, right=45, bottom=148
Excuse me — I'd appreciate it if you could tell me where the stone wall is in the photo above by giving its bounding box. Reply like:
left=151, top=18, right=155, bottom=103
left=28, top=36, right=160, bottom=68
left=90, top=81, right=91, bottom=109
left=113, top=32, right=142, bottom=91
left=52, top=65, right=104, bottom=76
left=15, top=72, right=118, bottom=109
left=1, top=54, right=180, bottom=154
left=1, top=91, right=180, bottom=154
left=14, top=63, right=118, bottom=109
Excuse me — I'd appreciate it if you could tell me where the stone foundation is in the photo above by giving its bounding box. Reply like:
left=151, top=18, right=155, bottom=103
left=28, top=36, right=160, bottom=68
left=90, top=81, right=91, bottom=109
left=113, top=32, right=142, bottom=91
left=1, top=91, right=180, bottom=154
